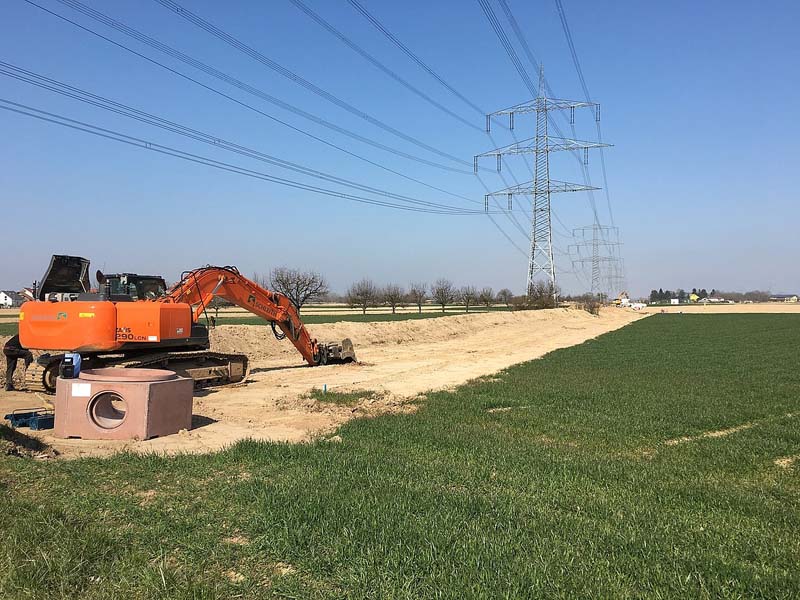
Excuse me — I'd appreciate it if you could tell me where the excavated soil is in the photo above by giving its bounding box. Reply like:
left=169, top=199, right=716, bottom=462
left=0, top=308, right=644, bottom=457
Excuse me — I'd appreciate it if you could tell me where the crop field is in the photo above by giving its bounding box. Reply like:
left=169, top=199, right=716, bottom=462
left=1, top=314, right=799, bottom=597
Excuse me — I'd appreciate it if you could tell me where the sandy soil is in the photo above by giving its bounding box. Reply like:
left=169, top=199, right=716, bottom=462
left=0, top=308, right=644, bottom=457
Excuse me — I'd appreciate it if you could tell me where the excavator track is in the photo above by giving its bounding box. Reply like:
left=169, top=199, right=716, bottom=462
left=23, top=360, right=59, bottom=394
left=113, top=351, right=249, bottom=390
left=23, top=351, right=248, bottom=394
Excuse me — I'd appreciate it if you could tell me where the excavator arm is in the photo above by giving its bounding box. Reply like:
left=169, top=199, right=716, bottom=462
left=165, top=266, right=354, bottom=365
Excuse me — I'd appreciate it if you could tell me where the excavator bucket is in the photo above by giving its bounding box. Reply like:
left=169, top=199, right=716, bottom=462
left=320, top=338, right=356, bottom=364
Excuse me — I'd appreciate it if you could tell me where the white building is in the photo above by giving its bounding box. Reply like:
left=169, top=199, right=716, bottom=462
left=0, top=290, right=23, bottom=308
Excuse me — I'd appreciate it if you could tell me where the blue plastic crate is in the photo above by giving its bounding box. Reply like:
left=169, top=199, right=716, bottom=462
left=3, top=409, right=55, bottom=431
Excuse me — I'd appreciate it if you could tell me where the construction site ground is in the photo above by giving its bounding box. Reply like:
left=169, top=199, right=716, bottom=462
left=3, top=303, right=799, bottom=457
left=1, top=307, right=649, bottom=457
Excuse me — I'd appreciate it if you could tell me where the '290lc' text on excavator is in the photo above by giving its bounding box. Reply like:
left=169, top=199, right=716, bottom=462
left=17, top=255, right=355, bottom=393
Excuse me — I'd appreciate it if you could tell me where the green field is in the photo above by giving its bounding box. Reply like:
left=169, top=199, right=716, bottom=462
left=0, top=322, right=17, bottom=336
left=1, top=314, right=799, bottom=597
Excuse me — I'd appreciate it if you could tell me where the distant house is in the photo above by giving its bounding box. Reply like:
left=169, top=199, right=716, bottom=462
left=688, top=293, right=700, bottom=303
left=770, top=294, right=799, bottom=303
left=19, top=287, right=34, bottom=302
left=0, top=290, right=24, bottom=308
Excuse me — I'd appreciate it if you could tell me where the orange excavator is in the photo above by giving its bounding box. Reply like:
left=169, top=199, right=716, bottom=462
left=18, top=255, right=355, bottom=393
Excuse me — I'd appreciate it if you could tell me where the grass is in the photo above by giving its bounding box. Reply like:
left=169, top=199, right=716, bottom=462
left=1, top=314, right=799, bottom=598
left=0, top=322, right=18, bottom=336
left=307, top=388, right=378, bottom=406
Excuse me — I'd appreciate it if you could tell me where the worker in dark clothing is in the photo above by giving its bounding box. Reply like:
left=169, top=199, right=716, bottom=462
left=3, top=335, right=32, bottom=391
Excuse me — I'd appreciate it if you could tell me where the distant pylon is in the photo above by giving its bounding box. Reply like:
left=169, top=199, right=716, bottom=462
left=570, top=223, right=621, bottom=300
left=475, top=67, right=610, bottom=299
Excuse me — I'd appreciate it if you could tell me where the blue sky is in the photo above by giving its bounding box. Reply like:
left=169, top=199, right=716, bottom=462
left=1, top=0, right=798, bottom=296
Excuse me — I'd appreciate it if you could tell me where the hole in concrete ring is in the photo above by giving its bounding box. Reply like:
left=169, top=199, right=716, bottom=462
left=89, top=392, right=128, bottom=429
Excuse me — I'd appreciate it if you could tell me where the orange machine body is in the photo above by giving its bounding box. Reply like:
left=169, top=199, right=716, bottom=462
left=20, top=300, right=192, bottom=352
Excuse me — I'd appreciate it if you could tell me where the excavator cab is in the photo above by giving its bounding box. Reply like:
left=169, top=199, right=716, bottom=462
left=99, top=273, right=167, bottom=301
left=34, top=256, right=167, bottom=302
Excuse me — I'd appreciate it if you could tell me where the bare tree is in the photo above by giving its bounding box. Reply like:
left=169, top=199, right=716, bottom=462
left=381, top=283, right=405, bottom=314
left=408, top=282, right=428, bottom=314
left=431, top=278, right=456, bottom=314
left=269, top=267, right=329, bottom=312
left=478, top=287, right=494, bottom=308
left=496, top=288, right=513, bottom=308
left=460, top=286, right=478, bottom=313
left=252, top=271, right=269, bottom=288
left=346, top=278, right=379, bottom=315
left=527, top=281, right=559, bottom=309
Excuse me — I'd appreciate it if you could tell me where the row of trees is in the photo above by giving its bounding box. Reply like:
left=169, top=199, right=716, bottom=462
left=249, top=268, right=516, bottom=314
left=345, top=279, right=514, bottom=314
left=649, top=288, right=712, bottom=303
left=649, top=287, right=771, bottom=303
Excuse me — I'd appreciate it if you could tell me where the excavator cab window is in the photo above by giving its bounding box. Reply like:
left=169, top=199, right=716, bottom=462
left=104, top=275, right=167, bottom=300
left=107, top=277, right=129, bottom=297
left=131, top=277, right=167, bottom=300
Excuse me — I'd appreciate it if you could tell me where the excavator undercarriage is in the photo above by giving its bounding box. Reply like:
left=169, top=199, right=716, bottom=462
left=24, top=350, right=249, bottom=394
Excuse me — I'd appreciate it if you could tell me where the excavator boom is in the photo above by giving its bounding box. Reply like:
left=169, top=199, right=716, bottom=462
left=167, top=266, right=354, bottom=365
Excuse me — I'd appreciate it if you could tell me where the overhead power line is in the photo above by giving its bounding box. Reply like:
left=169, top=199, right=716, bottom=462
left=554, top=0, right=615, bottom=227
left=476, top=0, right=537, bottom=96
left=17, top=0, right=534, bottom=268
left=339, top=0, right=534, bottom=253
left=153, top=0, right=474, bottom=169
left=0, top=98, right=490, bottom=215
left=45, top=0, right=472, bottom=174
left=23, top=0, right=486, bottom=202
left=288, top=0, right=482, bottom=133
left=347, top=0, right=488, bottom=118
left=0, top=61, right=491, bottom=214
left=495, top=0, right=557, bottom=102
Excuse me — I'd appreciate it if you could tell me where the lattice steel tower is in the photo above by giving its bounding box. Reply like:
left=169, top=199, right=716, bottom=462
left=570, top=224, right=621, bottom=300
left=475, top=68, right=609, bottom=298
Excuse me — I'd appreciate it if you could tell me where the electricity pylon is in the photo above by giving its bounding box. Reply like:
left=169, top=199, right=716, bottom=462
left=475, top=68, right=610, bottom=299
left=569, top=224, right=621, bottom=301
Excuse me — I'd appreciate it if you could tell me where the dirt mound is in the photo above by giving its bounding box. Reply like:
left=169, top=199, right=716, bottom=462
left=209, top=308, right=625, bottom=363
